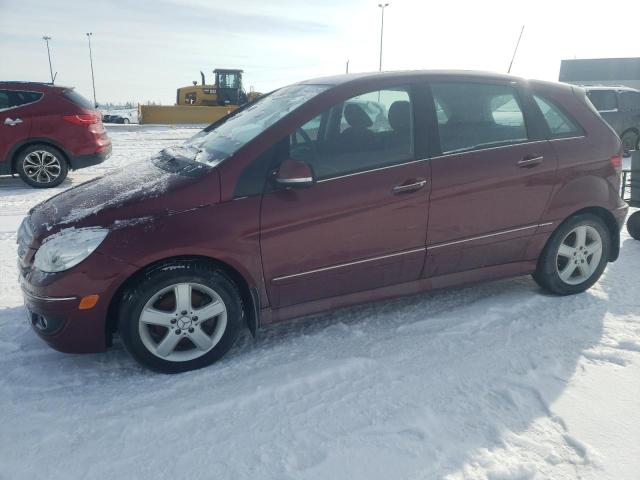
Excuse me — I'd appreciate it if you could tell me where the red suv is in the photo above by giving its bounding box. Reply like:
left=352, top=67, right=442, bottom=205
left=0, top=82, right=111, bottom=188
left=18, top=71, right=628, bottom=373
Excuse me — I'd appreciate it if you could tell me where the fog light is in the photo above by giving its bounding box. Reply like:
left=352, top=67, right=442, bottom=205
left=79, top=294, right=100, bottom=310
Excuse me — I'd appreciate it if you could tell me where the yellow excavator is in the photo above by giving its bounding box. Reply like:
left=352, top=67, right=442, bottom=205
left=139, top=69, right=261, bottom=124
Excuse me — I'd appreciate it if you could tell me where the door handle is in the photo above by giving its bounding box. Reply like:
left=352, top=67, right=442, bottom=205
left=4, top=118, right=23, bottom=126
left=517, top=155, right=543, bottom=168
left=392, top=178, right=427, bottom=194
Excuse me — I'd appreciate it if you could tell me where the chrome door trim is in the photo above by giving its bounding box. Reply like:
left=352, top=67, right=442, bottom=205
left=272, top=247, right=426, bottom=283
left=316, top=158, right=429, bottom=184
left=427, top=222, right=553, bottom=250
left=431, top=139, right=549, bottom=160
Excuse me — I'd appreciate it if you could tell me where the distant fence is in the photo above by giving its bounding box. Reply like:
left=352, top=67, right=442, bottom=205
left=622, top=151, right=640, bottom=206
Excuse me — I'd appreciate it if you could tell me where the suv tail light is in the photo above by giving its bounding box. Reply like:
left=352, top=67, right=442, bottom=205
left=62, top=113, right=100, bottom=126
left=610, top=154, right=622, bottom=172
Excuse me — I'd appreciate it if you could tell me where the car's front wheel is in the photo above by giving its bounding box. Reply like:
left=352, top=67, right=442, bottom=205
left=533, top=214, right=611, bottom=295
left=16, top=144, right=68, bottom=188
left=118, top=261, right=243, bottom=373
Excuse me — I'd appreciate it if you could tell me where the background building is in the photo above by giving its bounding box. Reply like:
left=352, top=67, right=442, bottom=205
left=559, top=57, right=640, bottom=90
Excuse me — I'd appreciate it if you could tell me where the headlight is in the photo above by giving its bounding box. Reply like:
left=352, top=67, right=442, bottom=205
left=33, top=227, right=109, bottom=273
left=17, top=218, right=34, bottom=258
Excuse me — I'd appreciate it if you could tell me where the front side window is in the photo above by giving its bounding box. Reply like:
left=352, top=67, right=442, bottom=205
left=619, top=91, right=640, bottom=111
left=191, top=84, right=328, bottom=165
left=431, top=82, right=528, bottom=154
left=0, top=90, right=42, bottom=110
left=586, top=90, right=617, bottom=111
left=289, top=87, right=414, bottom=179
left=0, top=90, right=9, bottom=109
left=533, top=95, right=581, bottom=138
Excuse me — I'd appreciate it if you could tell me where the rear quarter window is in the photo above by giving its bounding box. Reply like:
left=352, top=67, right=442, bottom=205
left=533, top=95, right=583, bottom=139
left=62, top=89, right=95, bottom=109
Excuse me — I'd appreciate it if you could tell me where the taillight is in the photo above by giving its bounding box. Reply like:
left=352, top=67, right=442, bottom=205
left=611, top=154, right=622, bottom=172
left=62, top=113, right=100, bottom=126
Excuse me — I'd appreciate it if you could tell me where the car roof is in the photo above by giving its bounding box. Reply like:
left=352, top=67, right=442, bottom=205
left=0, top=81, right=69, bottom=92
left=296, top=70, right=525, bottom=86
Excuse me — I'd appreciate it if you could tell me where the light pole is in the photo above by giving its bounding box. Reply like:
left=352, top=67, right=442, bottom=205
left=86, top=33, right=97, bottom=107
left=378, top=3, right=389, bottom=71
left=42, top=36, right=54, bottom=83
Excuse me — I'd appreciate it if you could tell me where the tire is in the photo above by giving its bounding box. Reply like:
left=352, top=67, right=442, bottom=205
left=628, top=211, right=640, bottom=240
left=118, top=261, right=243, bottom=373
left=532, top=213, right=611, bottom=295
left=621, top=130, right=639, bottom=157
left=123, top=118, right=130, bottom=124
left=16, top=144, right=68, bottom=188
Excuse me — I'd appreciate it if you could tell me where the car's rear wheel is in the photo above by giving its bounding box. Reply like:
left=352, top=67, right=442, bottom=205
left=532, top=214, right=611, bottom=295
left=627, top=211, right=640, bottom=240
left=16, top=144, right=68, bottom=188
left=621, top=130, right=639, bottom=157
left=123, top=118, right=130, bottom=124
left=118, top=261, right=243, bottom=373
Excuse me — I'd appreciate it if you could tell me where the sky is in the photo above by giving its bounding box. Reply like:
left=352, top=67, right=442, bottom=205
left=1, top=0, right=639, bottom=105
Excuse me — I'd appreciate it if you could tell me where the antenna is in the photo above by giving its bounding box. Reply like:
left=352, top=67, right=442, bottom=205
left=508, top=25, right=525, bottom=74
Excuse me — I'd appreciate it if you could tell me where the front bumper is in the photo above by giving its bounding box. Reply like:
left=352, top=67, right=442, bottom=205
left=19, top=251, right=135, bottom=354
left=68, top=143, right=112, bottom=170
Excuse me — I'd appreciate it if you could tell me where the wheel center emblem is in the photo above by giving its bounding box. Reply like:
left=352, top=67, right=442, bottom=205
left=177, top=317, right=192, bottom=329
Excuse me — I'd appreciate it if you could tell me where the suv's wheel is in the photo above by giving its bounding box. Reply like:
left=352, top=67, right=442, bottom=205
left=122, top=118, right=130, bottom=124
left=533, top=214, right=611, bottom=295
left=118, top=261, right=243, bottom=373
left=16, top=144, right=68, bottom=188
left=621, top=130, right=639, bottom=157
left=627, top=211, right=640, bottom=240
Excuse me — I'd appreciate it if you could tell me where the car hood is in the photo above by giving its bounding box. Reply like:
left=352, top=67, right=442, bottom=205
left=29, top=157, right=219, bottom=240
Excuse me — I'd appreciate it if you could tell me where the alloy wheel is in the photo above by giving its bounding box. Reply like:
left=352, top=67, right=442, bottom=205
left=555, top=225, right=603, bottom=285
left=23, top=150, right=62, bottom=184
left=138, top=282, right=228, bottom=362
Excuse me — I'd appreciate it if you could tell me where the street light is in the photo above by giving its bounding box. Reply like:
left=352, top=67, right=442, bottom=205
left=378, top=3, right=389, bottom=71
left=42, top=36, right=54, bottom=83
left=86, top=33, right=97, bottom=107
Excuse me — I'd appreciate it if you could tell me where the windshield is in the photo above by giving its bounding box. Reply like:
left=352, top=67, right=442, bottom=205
left=188, top=84, right=328, bottom=165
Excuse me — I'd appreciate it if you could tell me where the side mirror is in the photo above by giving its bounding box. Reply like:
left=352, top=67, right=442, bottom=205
left=273, top=159, right=315, bottom=188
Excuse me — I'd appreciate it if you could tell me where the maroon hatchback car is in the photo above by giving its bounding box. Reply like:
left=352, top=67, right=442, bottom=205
left=18, top=71, right=628, bottom=373
left=0, top=82, right=111, bottom=188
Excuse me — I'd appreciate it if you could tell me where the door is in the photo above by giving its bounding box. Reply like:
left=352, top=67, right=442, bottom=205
left=0, top=90, right=36, bottom=167
left=260, top=86, right=430, bottom=308
left=425, top=81, right=558, bottom=277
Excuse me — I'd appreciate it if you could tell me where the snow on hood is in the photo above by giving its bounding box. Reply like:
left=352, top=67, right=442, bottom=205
left=28, top=155, right=217, bottom=238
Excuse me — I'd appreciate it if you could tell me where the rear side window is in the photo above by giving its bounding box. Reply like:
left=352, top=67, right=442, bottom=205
left=62, top=89, right=95, bottom=109
left=533, top=95, right=582, bottom=138
left=12, top=90, right=43, bottom=106
left=586, top=90, right=617, bottom=111
left=619, top=91, right=640, bottom=111
left=431, top=82, right=528, bottom=154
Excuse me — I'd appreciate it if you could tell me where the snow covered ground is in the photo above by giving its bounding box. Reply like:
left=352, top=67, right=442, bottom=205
left=0, top=127, right=639, bottom=480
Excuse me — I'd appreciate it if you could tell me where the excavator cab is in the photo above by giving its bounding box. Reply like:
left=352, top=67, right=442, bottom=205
left=214, top=69, right=247, bottom=106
